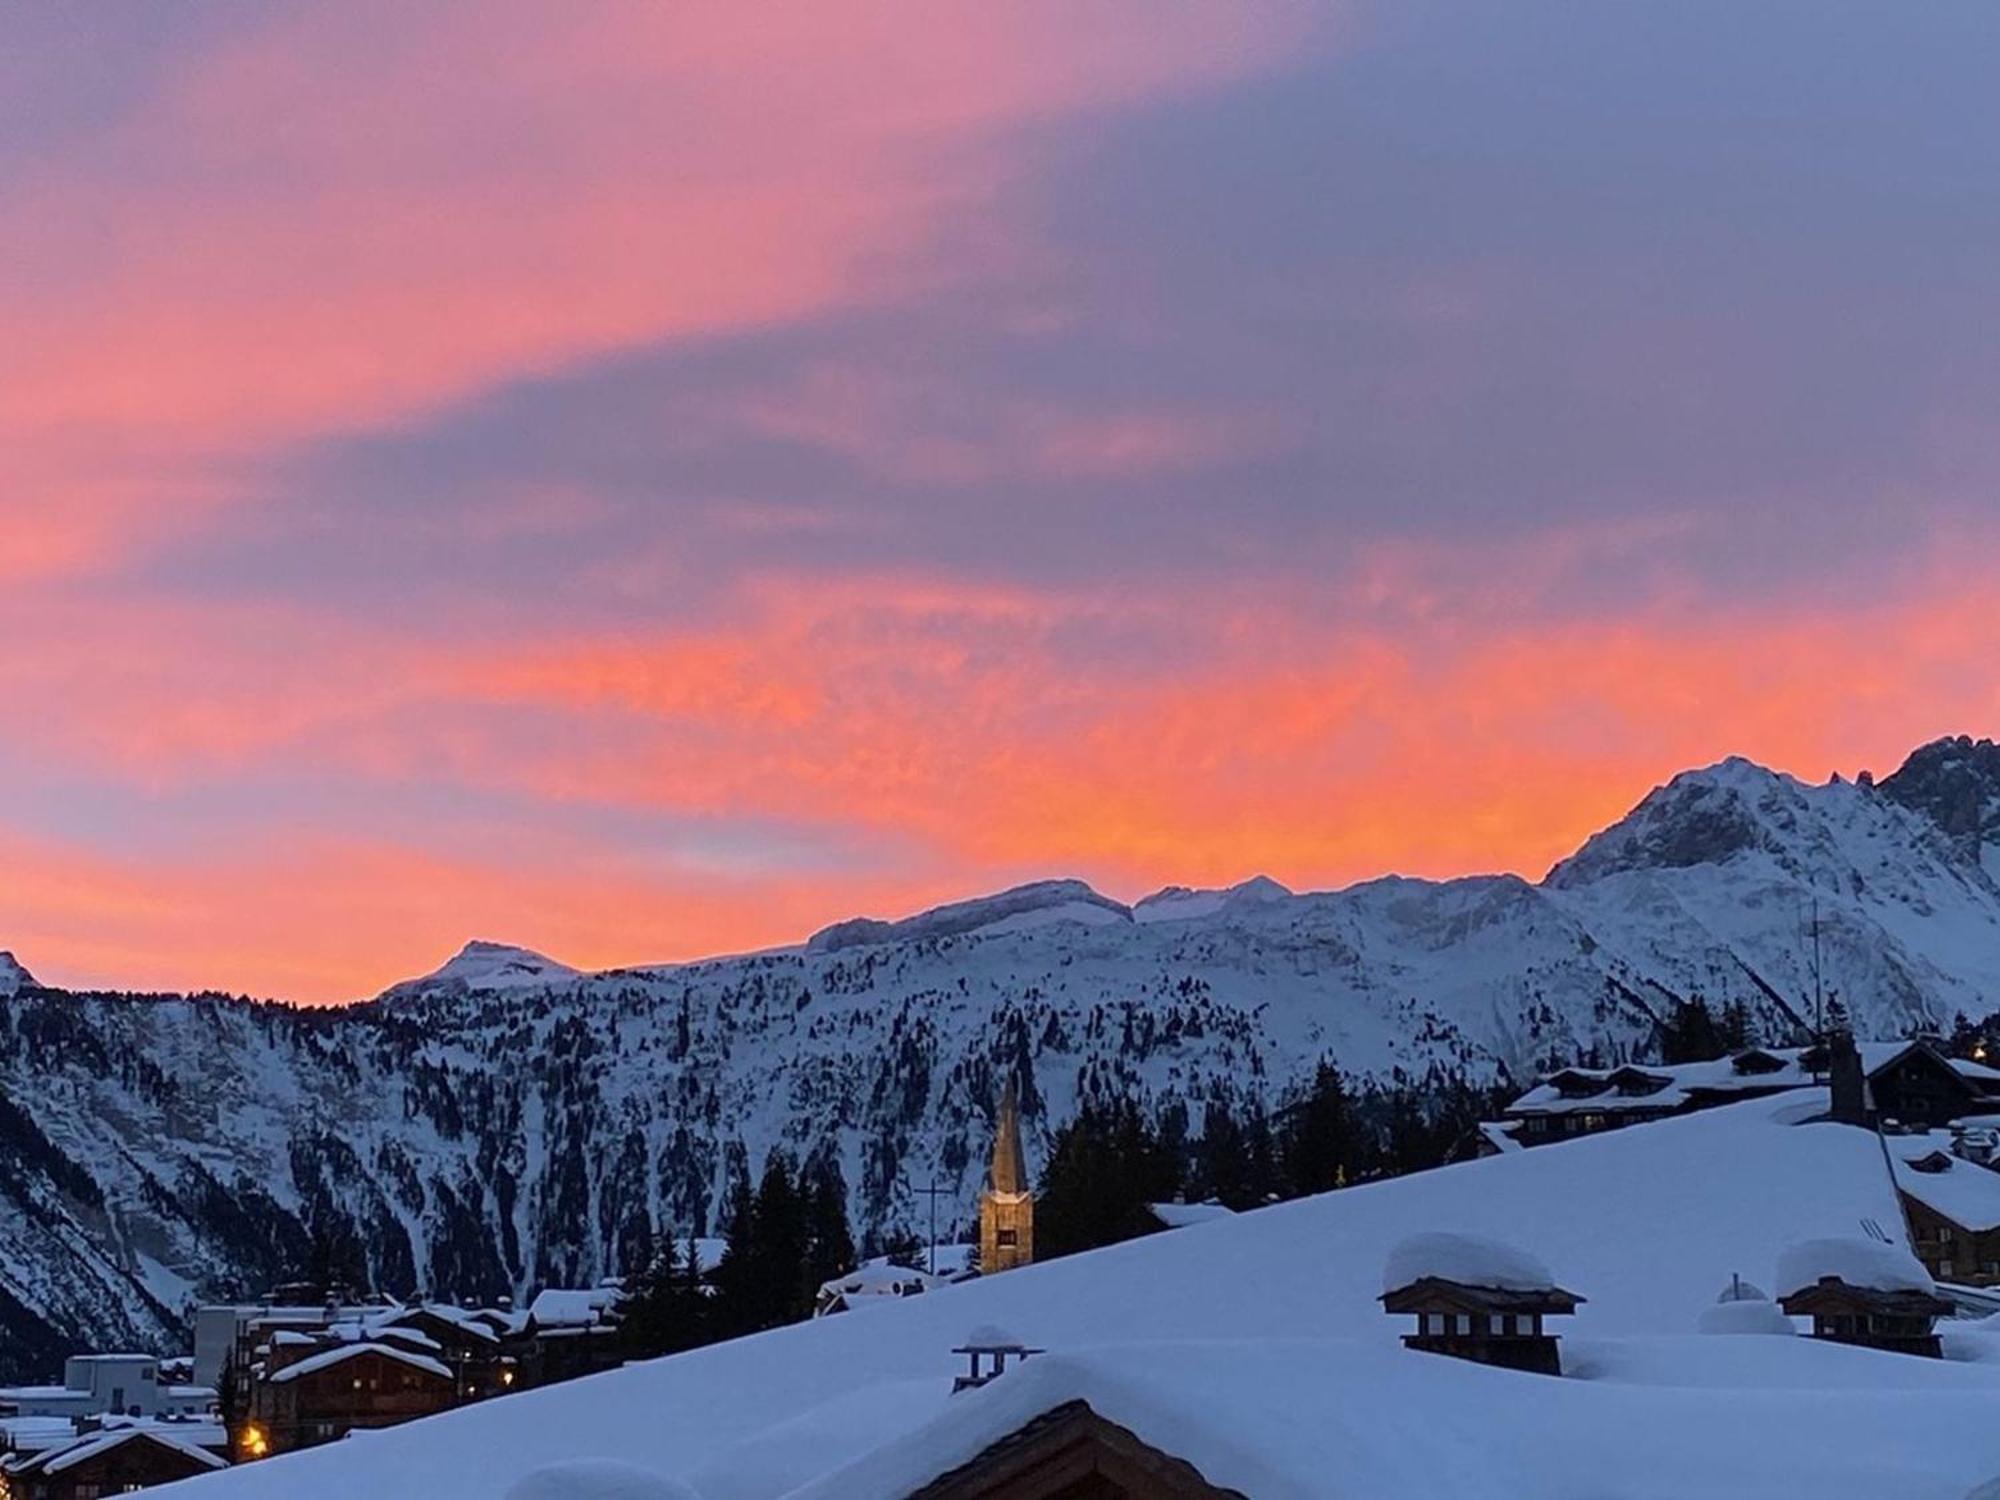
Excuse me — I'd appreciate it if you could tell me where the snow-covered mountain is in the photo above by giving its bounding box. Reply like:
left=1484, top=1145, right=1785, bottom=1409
left=2, top=736, right=1998, bottom=1376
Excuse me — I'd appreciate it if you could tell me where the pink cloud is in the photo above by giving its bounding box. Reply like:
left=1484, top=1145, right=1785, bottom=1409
left=0, top=1, right=1326, bottom=581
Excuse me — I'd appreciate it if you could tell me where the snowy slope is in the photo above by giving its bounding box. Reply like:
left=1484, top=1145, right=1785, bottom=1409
left=151, top=1096, right=2000, bottom=1500
left=6, top=736, right=2000, bottom=1375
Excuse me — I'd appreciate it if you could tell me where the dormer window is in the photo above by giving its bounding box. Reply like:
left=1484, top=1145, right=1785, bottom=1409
left=1548, top=1070, right=1608, bottom=1099
left=1607, top=1067, right=1671, bottom=1098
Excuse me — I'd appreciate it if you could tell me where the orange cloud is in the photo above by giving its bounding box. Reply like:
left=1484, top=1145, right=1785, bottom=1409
left=8, top=554, right=1995, bottom=1002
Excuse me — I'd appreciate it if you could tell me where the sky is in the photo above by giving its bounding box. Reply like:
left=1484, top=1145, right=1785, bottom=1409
left=3, top=1, right=1998, bottom=1002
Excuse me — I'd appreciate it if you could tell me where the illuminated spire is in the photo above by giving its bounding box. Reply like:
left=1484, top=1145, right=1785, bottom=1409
left=989, top=1081, right=1026, bottom=1196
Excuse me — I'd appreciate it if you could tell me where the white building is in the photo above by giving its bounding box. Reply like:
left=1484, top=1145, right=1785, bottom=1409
left=0, top=1354, right=213, bottom=1421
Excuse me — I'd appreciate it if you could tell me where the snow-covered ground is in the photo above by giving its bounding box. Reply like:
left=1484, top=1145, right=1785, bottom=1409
left=153, top=1093, right=2000, bottom=1500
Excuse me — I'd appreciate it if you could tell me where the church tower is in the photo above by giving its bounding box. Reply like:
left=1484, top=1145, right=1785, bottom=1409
left=979, top=1082, right=1034, bottom=1273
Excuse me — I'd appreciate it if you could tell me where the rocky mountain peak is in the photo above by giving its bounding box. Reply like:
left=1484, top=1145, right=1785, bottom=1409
left=1880, top=736, right=2000, bottom=866
left=1544, top=758, right=1788, bottom=887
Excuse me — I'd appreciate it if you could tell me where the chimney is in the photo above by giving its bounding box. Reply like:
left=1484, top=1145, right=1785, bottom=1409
left=1829, top=1028, right=1868, bottom=1126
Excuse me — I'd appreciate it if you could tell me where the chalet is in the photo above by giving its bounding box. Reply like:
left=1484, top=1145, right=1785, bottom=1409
left=525, top=1283, right=628, bottom=1385
left=249, top=1342, right=456, bottom=1455
left=370, top=1305, right=521, bottom=1397
left=1491, top=1039, right=2000, bottom=1150
left=193, top=1292, right=398, bottom=1414
left=814, top=1260, right=939, bottom=1317
left=0, top=1427, right=226, bottom=1500
left=1889, top=1133, right=2000, bottom=1286
left=1379, top=1233, right=1583, bottom=1376
left=1775, top=1238, right=1953, bottom=1357
left=907, top=1400, right=1241, bottom=1499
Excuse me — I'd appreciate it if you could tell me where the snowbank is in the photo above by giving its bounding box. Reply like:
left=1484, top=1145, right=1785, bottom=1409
left=1775, top=1238, right=1936, bottom=1299
left=1381, top=1231, right=1558, bottom=1293
left=1697, top=1300, right=1797, bottom=1335
left=503, top=1459, right=694, bottom=1500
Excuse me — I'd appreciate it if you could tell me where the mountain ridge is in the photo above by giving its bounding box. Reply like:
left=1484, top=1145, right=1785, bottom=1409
left=1, top=735, right=1997, bottom=1377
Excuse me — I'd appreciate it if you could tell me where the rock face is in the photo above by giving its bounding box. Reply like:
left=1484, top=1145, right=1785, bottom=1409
left=1882, top=736, right=2000, bottom=874
left=3, top=736, right=1999, bottom=1376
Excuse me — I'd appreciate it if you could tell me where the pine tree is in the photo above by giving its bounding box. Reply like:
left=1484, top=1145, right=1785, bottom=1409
left=803, top=1154, right=856, bottom=1294
left=1660, top=998, right=1726, bottom=1064
left=1719, top=999, right=1754, bottom=1053
left=1280, top=1063, right=1355, bottom=1197
left=621, top=1234, right=708, bottom=1359
left=1036, top=1100, right=1177, bottom=1259
left=710, top=1162, right=761, bottom=1338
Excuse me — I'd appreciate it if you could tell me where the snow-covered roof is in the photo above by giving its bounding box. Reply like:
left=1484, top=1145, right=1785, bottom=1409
left=1380, top=1231, right=1559, bottom=1294
left=785, top=1337, right=2000, bottom=1500
left=1477, top=1120, right=1523, bottom=1154
left=1506, top=1041, right=2000, bottom=1120
left=1145, top=1200, right=1237, bottom=1230
left=1889, top=1135, right=2000, bottom=1232
left=266, top=1342, right=453, bottom=1385
left=0, top=1416, right=88, bottom=1452
left=1696, top=1297, right=1798, bottom=1335
left=1775, top=1237, right=1938, bottom=1299
left=529, top=1287, right=623, bottom=1330
left=5, top=1427, right=227, bottom=1478
left=503, top=1458, right=698, bottom=1500
left=156, top=1092, right=1968, bottom=1500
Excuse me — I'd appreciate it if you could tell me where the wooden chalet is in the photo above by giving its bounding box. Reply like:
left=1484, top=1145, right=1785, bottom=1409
left=0, top=1427, right=226, bottom=1500
left=371, top=1306, right=521, bottom=1398
left=1807, top=1038, right=2000, bottom=1129
left=1778, top=1277, right=1952, bottom=1358
left=523, top=1285, right=628, bottom=1385
left=907, top=1401, right=1243, bottom=1500
left=1891, top=1140, right=2000, bottom=1286
left=1380, top=1274, right=1583, bottom=1375
left=249, top=1342, right=456, bottom=1455
left=1493, top=1039, right=2000, bottom=1152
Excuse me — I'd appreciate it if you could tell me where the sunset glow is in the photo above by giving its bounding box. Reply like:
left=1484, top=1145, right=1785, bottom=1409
left=5, top=1, right=1997, bottom=1000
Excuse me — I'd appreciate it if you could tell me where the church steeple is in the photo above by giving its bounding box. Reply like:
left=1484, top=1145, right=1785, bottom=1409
left=979, top=1081, right=1034, bottom=1273
left=989, top=1081, right=1026, bottom=1196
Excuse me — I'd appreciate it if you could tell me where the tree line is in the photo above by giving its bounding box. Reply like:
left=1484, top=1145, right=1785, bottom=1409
left=1035, top=1067, right=1513, bottom=1260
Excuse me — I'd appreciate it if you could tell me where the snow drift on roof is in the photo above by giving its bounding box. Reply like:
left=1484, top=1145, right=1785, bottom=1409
left=1775, top=1237, right=1937, bottom=1299
left=1381, top=1231, right=1558, bottom=1294
left=503, top=1458, right=695, bottom=1500
left=1890, top=1136, right=2000, bottom=1233
left=25, top=1428, right=225, bottom=1477
left=1696, top=1297, right=1798, bottom=1335
left=266, top=1342, right=452, bottom=1385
